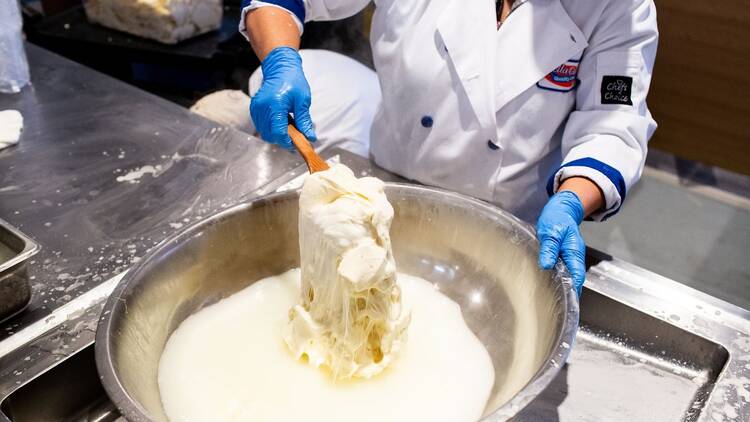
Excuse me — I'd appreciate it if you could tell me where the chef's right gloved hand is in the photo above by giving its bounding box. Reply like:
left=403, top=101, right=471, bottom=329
left=537, top=190, right=587, bottom=296
left=250, top=46, right=317, bottom=149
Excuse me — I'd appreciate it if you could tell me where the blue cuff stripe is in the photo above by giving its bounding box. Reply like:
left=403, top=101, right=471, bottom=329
left=546, top=157, right=627, bottom=220
left=242, top=0, right=305, bottom=23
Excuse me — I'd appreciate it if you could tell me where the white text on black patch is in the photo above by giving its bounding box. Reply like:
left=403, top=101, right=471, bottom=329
left=601, top=75, right=633, bottom=106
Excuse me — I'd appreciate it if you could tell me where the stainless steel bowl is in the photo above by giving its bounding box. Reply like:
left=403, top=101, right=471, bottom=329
left=95, top=184, right=579, bottom=421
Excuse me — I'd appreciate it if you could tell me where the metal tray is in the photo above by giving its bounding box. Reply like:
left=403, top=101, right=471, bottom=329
left=0, top=345, right=123, bottom=422
left=516, top=289, right=727, bottom=421
left=0, top=219, right=39, bottom=323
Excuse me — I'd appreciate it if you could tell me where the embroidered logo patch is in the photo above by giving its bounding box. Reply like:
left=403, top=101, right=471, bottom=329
left=537, top=59, right=580, bottom=92
left=601, top=75, right=633, bottom=105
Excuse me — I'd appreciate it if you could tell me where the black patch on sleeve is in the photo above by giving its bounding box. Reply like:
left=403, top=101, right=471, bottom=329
left=601, top=75, right=633, bottom=106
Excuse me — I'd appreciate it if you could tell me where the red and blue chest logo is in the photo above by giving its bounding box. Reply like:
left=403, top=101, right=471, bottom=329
left=536, top=58, right=580, bottom=92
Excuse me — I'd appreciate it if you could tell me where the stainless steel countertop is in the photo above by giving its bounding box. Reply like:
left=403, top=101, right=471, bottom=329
left=0, top=45, right=748, bottom=421
left=0, top=44, right=303, bottom=341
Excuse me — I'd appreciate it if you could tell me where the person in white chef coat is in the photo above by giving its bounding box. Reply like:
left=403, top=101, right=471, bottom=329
left=239, top=0, right=658, bottom=295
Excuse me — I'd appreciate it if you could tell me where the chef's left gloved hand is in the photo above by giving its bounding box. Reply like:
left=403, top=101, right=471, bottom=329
left=536, top=191, right=586, bottom=296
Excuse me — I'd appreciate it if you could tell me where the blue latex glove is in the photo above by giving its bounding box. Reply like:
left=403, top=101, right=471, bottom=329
left=250, top=47, right=317, bottom=149
left=536, top=191, right=587, bottom=296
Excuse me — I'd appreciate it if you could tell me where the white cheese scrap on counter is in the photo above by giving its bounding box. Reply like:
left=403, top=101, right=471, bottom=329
left=0, top=110, right=23, bottom=150
left=83, top=0, right=222, bottom=44
left=286, top=164, right=410, bottom=380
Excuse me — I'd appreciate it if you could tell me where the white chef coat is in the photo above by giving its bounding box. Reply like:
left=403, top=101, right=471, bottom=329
left=240, top=0, right=658, bottom=222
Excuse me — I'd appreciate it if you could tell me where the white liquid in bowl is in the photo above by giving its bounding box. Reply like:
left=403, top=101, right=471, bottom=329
left=158, top=269, right=495, bottom=422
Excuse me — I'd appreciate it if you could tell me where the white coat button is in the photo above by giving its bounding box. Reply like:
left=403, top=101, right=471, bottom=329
left=487, top=140, right=500, bottom=150
left=421, top=116, right=434, bottom=128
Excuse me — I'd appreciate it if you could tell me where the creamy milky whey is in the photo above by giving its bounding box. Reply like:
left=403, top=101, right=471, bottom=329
left=158, top=270, right=495, bottom=422
left=286, top=164, right=409, bottom=379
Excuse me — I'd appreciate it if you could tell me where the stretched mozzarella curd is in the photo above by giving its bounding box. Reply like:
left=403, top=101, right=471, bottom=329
left=158, top=270, right=495, bottom=422
left=289, top=164, right=408, bottom=380
left=157, top=164, right=495, bottom=421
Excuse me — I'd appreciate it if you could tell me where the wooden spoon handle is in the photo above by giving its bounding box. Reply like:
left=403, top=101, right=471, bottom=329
left=287, top=121, right=329, bottom=173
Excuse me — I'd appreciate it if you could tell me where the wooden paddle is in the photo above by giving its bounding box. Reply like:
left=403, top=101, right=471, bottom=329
left=287, top=117, right=329, bottom=173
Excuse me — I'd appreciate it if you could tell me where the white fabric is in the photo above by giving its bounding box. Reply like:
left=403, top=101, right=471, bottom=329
left=85, top=0, right=222, bottom=44
left=190, top=90, right=254, bottom=133
left=249, top=49, right=381, bottom=157
left=239, top=2, right=304, bottom=37
left=190, top=50, right=380, bottom=158
left=241, top=0, right=658, bottom=222
left=0, top=110, right=23, bottom=151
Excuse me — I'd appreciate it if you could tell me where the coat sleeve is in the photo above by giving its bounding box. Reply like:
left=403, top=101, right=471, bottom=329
left=547, top=0, right=658, bottom=221
left=239, top=0, right=370, bottom=38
